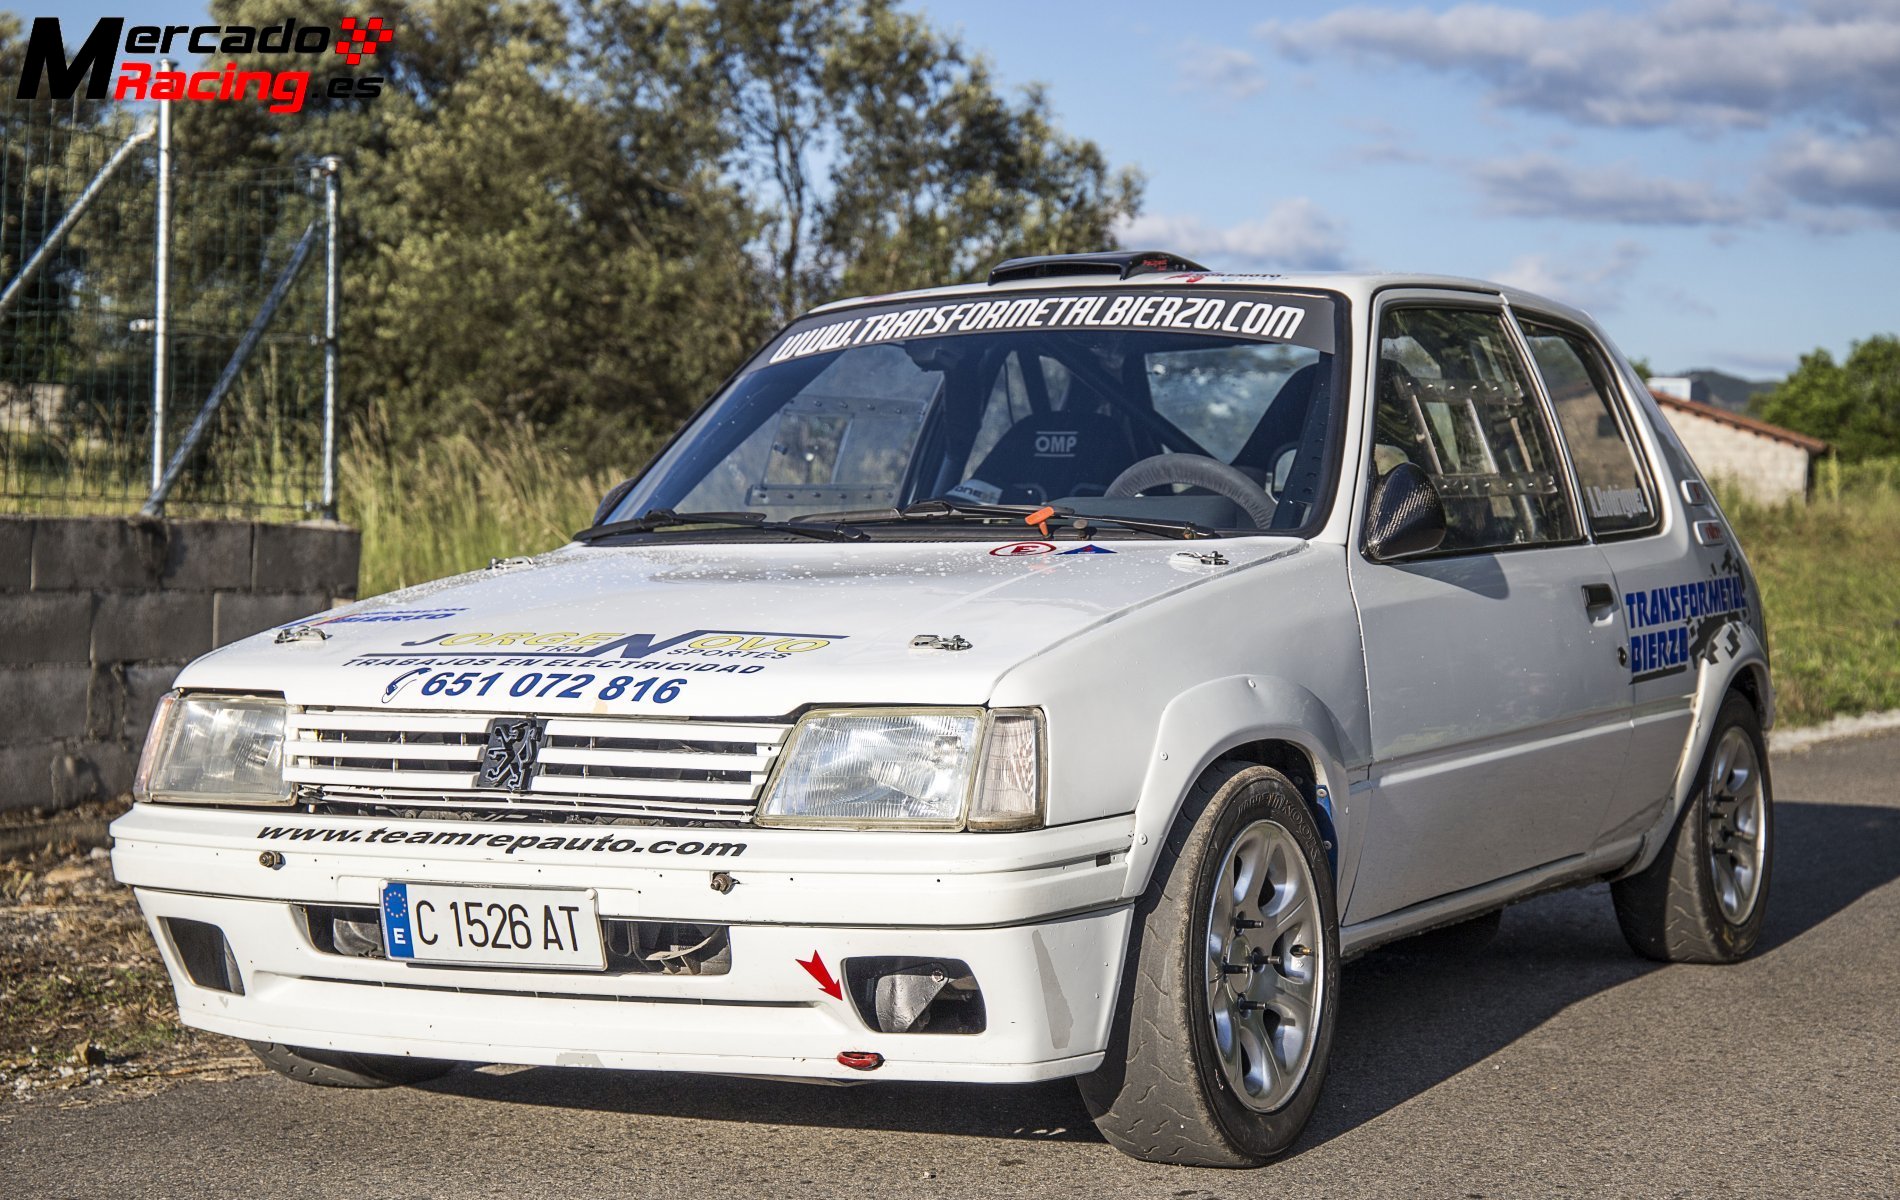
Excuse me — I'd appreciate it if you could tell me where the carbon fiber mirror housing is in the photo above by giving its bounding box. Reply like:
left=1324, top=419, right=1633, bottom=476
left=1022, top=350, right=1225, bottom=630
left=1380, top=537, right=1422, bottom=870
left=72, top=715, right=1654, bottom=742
left=1366, top=462, right=1448, bottom=561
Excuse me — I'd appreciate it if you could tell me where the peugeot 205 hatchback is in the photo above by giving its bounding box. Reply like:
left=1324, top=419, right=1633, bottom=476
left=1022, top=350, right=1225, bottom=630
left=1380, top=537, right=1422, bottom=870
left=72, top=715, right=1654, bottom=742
left=113, top=252, right=1774, bottom=1166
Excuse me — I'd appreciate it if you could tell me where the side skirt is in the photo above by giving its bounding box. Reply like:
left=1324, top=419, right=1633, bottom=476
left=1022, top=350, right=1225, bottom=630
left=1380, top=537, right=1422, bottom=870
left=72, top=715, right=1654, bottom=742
left=1339, top=837, right=1643, bottom=960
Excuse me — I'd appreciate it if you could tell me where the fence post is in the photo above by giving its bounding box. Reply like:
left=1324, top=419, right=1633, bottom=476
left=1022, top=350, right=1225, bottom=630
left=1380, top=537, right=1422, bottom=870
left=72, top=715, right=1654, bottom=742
left=318, top=155, right=341, bottom=521
left=151, top=62, right=174, bottom=494
left=141, top=219, right=321, bottom=516
left=0, top=122, right=154, bottom=324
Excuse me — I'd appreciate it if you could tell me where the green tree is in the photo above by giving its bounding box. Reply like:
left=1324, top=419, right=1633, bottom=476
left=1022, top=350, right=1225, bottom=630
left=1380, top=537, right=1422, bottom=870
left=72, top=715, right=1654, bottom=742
left=579, top=0, right=1142, bottom=319
left=1757, top=335, right=1900, bottom=462
left=10, top=0, right=1143, bottom=473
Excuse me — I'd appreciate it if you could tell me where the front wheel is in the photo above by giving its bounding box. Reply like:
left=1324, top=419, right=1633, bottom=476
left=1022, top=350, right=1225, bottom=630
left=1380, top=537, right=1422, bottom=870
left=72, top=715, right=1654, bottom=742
left=1079, top=761, right=1339, bottom=1167
left=1611, top=691, right=1773, bottom=963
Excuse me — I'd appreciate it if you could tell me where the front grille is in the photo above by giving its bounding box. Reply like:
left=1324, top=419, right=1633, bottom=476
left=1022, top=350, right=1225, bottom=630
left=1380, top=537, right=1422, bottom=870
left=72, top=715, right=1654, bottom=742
left=284, top=709, right=789, bottom=824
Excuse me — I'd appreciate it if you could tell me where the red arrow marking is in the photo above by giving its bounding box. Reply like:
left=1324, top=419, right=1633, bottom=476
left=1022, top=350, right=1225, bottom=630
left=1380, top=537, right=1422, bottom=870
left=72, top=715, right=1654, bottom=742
left=796, top=951, right=842, bottom=1000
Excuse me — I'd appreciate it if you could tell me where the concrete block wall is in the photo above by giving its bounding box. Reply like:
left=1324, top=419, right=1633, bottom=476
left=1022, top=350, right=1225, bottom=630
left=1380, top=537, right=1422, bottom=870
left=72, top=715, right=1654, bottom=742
left=1662, top=409, right=1814, bottom=505
left=0, top=517, right=360, bottom=815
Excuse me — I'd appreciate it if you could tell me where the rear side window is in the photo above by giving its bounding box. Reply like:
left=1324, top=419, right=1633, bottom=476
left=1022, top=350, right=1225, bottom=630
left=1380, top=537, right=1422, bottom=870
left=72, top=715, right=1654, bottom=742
left=1520, top=320, right=1659, bottom=537
left=1370, top=306, right=1580, bottom=554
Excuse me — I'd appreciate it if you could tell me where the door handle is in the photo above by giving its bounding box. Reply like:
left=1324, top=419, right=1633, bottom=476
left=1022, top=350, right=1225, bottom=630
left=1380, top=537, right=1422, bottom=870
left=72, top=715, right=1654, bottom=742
left=1582, top=582, right=1617, bottom=611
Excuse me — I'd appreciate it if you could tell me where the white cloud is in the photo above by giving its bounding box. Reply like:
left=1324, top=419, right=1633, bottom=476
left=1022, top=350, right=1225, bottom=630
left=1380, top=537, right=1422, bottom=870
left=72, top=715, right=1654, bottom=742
left=1116, top=200, right=1350, bottom=271
left=1261, top=2, right=1900, bottom=220
left=1259, top=1, right=1900, bottom=131
left=1494, top=240, right=1648, bottom=313
left=1179, top=43, right=1264, bottom=100
left=1475, top=155, right=1748, bottom=225
left=1766, top=130, right=1900, bottom=219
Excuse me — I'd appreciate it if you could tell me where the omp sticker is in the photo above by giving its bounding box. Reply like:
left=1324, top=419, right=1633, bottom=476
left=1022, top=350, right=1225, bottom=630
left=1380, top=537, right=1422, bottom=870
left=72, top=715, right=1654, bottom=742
left=990, top=541, right=1056, bottom=557
left=1033, top=431, right=1078, bottom=458
left=1060, top=544, right=1116, bottom=555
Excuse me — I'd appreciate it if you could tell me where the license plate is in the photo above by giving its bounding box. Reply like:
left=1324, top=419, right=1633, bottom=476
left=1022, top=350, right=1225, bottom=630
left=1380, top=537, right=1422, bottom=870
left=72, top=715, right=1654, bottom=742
left=381, top=882, right=606, bottom=970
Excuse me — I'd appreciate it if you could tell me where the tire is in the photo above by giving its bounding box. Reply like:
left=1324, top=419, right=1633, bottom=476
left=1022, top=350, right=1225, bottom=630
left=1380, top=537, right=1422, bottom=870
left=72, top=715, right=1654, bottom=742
left=1612, top=691, right=1773, bottom=963
left=247, top=1041, right=458, bottom=1089
left=1079, top=761, right=1340, bottom=1167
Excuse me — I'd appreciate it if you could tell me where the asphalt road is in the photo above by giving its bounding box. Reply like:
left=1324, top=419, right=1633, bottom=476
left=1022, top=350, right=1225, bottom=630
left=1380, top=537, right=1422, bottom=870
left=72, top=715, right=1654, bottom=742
left=7, top=734, right=1897, bottom=1199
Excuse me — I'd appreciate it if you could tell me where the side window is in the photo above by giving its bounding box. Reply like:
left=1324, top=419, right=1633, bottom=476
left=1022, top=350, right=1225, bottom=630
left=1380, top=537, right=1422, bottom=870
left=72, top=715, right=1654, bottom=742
left=1371, top=307, right=1580, bottom=554
left=1520, top=320, right=1659, bottom=537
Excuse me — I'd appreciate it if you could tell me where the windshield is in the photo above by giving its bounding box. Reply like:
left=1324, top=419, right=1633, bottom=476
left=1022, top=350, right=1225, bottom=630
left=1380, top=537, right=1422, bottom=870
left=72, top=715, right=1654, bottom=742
left=610, top=287, right=1345, bottom=536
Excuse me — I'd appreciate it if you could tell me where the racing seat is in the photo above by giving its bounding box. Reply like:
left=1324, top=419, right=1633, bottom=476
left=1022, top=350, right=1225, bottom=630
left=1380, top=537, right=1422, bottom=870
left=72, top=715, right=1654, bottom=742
left=1232, top=363, right=1321, bottom=481
left=964, top=412, right=1142, bottom=504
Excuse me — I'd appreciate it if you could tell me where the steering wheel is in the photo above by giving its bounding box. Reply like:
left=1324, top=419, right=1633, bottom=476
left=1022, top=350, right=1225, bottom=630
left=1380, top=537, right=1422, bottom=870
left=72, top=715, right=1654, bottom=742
left=1105, top=454, right=1278, bottom=529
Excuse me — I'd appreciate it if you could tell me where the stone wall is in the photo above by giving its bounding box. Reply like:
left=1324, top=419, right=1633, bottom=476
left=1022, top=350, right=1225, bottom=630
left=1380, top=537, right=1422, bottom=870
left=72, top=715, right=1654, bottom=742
left=0, top=517, right=359, bottom=815
left=1660, top=406, right=1815, bottom=505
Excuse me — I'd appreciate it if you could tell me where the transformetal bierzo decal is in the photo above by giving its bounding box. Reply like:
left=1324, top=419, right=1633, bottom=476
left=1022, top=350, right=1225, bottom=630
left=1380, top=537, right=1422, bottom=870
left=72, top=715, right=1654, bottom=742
left=765, top=289, right=1336, bottom=365
left=1626, top=568, right=1748, bottom=681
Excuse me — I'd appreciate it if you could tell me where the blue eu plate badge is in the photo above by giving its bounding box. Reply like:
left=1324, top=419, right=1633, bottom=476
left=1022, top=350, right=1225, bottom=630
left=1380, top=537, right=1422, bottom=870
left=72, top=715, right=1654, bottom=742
left=381, top=882, right=416, bottom=959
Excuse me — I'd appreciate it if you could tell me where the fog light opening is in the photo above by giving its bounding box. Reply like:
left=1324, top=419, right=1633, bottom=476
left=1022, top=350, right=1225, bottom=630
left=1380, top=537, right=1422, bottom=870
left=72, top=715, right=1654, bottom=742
left=162, top=917, right=245, bottom=995
left=844, top=957, right=985, bottom=1034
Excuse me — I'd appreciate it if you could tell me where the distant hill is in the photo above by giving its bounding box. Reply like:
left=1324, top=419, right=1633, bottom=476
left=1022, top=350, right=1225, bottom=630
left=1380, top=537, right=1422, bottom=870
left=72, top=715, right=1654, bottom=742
left=1676, top=369, right=1779, bottom=413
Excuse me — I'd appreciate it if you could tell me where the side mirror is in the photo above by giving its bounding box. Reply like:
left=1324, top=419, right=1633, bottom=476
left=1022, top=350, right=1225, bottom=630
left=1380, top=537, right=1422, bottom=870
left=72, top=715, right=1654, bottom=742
left=1366, top=462, right=1447, bottom=561
left=592, top=478, right=637, bottom=527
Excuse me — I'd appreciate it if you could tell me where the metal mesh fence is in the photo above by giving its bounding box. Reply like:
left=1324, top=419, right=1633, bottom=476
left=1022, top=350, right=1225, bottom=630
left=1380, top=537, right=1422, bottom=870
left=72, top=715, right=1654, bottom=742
left=0, top=96, right=328, bottom=517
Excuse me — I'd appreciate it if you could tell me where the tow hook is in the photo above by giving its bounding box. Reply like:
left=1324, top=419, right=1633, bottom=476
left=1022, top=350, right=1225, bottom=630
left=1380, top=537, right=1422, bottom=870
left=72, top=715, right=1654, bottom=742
left=910, top=633, right=972, bottom=651
left=837, top=1051, right=884, bottom=1071
left=1175, top=550, right=1229, bottom=566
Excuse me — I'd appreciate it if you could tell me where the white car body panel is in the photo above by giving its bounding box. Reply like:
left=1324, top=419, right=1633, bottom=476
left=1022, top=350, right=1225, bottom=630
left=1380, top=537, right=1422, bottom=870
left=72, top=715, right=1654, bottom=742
left=112, top=267, right=1772, bottom=1084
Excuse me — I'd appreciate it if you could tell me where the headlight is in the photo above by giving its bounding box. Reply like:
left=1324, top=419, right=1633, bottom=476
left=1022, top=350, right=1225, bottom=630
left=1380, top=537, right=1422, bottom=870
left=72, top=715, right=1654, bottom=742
left=134, top=693, right=293, bottom=807
left=758, top=708, right=1043, bottom=831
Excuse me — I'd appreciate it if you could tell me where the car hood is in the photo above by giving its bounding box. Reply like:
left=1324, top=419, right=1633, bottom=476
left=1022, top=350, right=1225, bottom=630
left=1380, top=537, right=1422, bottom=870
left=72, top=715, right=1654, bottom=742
left=183, top=537, right=1307, bottom=718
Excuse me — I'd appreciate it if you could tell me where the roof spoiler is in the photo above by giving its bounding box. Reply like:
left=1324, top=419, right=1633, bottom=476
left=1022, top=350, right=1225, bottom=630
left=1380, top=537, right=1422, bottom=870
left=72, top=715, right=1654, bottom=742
left=986, top=250, right=1210, bottom=286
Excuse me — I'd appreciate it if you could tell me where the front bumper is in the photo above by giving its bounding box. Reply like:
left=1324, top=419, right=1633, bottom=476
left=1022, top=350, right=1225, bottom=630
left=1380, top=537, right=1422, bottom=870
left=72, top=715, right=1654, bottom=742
left=111, top=804, right=1136, bottom=1083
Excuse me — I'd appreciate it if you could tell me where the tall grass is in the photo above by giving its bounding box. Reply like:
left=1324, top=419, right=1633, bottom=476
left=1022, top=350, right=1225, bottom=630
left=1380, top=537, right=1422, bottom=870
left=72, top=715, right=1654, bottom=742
left=118, top=423, right=1895, bottom=728
left=338, top=422, right=652, bottom=597
left=1723, top=457, right=1900, bottom=726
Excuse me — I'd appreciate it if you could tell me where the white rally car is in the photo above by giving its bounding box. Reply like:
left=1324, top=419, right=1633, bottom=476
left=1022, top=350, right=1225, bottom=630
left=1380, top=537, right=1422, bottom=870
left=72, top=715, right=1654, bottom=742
left=114, top=252, right=1774, bottom=1166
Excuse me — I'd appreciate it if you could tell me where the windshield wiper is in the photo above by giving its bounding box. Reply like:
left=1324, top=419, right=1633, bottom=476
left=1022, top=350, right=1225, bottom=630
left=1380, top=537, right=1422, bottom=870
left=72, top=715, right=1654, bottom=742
left=800, top=500, right=1218, bottom=541
left=575, top=509, right=868, bottom=544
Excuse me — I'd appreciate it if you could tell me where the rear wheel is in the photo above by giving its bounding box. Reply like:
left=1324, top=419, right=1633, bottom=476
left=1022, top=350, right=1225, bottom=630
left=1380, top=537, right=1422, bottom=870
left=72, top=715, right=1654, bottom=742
left=247, top=1041, right=458, bottom=1089
left=1612, top=692, right=1772, bottom=963
left=1079, top=761, right=1339, bottom=1167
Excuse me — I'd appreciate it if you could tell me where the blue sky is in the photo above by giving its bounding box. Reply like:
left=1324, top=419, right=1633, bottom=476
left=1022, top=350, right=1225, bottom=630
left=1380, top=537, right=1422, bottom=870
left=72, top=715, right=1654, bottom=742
left=32, top=0, right=1900, bottom=377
